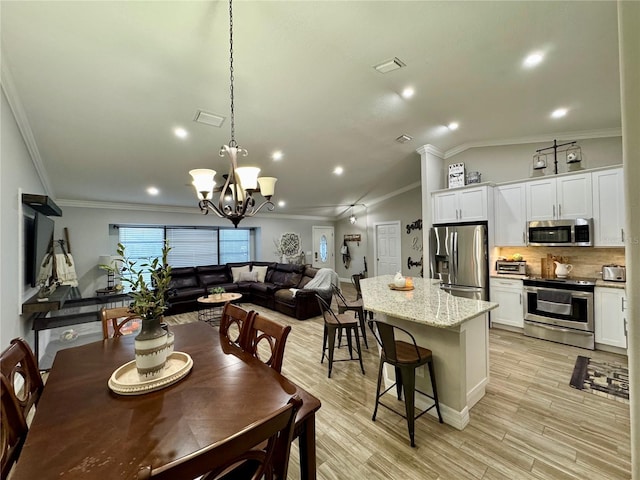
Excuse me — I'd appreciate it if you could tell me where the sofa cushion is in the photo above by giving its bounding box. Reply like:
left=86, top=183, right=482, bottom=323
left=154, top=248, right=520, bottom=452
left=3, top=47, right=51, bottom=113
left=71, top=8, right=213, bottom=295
left=252, top=261, right=277, bottom=282
left=252, top=266, right=268, bottom=283
left=169, top=276, right=198, bottom=290
left=274, top=288, right=296, bottom=307
left=198, top=273, right=230, bottom=287
left=238, top=270, right=259, bottom=282
left=171, top=266, right=197, bottom=276
left=169, top=286, right=204, bottom=301
left=231, top=265, right=251, bottom=283
left=249, top=282, right=279, bottom=295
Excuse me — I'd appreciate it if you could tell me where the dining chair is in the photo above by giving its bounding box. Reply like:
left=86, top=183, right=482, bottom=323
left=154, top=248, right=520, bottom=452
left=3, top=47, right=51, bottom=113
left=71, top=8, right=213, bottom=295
left=136, top=395, right=302, bottom=480
left=369, top=320, right=443, bottom=447
left=243, top=314, right=291, bottom=374
left=0, top=373, right=28, bottom=479
left=316, top=294, right=364, bottom=378
left=351, top=273, right=373, bottom=321
left=331, top=284, right=368, bottom=348
left=219, top=303, right=256, bottom=349
left=100, top=306, right=142, bottom=339
left=0, top=337, right=44, bottom=423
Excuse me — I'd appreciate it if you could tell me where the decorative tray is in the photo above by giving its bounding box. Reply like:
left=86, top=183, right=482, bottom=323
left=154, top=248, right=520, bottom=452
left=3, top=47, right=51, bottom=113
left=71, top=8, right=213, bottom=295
left=108, top=352, right=193, bottom=396
left=388, top=284, right=415, bottom=291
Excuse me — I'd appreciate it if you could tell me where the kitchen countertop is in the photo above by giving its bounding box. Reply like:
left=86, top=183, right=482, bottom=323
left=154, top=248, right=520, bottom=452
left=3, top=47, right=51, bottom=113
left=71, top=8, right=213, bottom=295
left=491, top=274, right=626, bottom=289
left=490, top=274, right=528, bottom=281
left=595, top=279, right=626, bottom=289
left=360, top=275, right=498, bottom=329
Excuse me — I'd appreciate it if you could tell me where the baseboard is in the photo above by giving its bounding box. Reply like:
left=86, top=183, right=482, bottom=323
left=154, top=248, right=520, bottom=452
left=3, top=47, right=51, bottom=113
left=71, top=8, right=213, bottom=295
left=413, top=394, right=470, bottom=430
left=466, top=379, right=487, bottom=409
left=490, top=323, right=524, bottom=334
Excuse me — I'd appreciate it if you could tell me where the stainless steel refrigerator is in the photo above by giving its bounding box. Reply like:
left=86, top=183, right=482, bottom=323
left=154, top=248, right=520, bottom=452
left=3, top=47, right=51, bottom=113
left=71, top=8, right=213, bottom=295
left=429, top=224, right=489, bottom=300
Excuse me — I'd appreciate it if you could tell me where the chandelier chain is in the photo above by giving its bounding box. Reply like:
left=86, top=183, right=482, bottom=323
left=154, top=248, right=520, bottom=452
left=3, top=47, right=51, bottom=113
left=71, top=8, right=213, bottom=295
left=228, top=0, right=236, bottom=147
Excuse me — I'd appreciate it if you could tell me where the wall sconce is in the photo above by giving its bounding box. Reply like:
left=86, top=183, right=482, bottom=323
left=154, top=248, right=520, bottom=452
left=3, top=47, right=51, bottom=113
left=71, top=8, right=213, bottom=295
left=566, top=144, right=582, bottom=164
left=349, top=206, right=357, bottom=224
left=532, top=153, right=547, bottom=170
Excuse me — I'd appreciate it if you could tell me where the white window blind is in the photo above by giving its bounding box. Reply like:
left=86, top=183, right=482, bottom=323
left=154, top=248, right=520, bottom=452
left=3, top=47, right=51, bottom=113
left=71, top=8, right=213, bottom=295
left=118, top=227, right=164, bottom=288
left=219, top=229, right=250, bottom=263
left=166, top=228, right=218, bottom=267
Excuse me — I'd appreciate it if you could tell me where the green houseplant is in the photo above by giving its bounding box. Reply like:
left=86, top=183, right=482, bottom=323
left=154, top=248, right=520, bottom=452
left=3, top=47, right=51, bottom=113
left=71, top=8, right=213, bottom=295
left=209, top=286, right=226, bottom=299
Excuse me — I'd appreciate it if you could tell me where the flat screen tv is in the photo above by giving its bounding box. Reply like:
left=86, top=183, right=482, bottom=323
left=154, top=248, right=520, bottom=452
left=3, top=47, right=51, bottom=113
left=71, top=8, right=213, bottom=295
left=27, top=212, right=55, bottom=287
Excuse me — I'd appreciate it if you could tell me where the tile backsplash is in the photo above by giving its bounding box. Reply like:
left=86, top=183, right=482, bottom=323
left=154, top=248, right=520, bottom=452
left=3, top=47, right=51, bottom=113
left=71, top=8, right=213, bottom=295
left=496, top=247, right=625, bottom=279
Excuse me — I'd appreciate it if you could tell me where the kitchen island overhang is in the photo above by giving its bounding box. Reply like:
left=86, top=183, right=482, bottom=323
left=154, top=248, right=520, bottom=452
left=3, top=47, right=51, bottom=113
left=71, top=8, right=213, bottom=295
left=361, top=275, right=498, bottom=430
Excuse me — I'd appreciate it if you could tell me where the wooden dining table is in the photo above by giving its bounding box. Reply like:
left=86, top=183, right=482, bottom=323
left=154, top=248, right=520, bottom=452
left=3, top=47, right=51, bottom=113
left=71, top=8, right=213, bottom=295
left=11, top=322, right=321, bottom=479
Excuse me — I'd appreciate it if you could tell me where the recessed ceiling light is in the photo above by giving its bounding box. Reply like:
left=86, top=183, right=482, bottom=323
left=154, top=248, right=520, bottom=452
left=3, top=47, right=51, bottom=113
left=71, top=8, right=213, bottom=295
left=551, top=108, right=568, bottom=118
left=278, top=200, right=286, bottom=207
left=333, top=166, right=344, bottom=175
left=272, top=151, right=283, bottom=161
left=523, top=51, right=544, bottom=68
left=401, top=87, right=415, bottom=99
left=174, top=127, right=188, bottom=139
left=147, top=187, right=159, bottom=195
left=447, top=122, right=459, bottom=130
left=373, top=57, right=406, bottom=74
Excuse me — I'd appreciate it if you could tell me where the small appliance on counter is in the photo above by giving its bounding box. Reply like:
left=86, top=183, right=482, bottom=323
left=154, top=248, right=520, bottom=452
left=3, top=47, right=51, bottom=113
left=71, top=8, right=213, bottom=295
left=495, top=260, right=527, bottom=275
left=602, top=265, right=626, bottom=282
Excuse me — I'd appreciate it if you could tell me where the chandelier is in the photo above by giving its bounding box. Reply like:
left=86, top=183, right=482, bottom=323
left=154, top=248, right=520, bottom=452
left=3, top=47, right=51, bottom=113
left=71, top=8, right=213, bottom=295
left=189, top=0, right=276, bottom=228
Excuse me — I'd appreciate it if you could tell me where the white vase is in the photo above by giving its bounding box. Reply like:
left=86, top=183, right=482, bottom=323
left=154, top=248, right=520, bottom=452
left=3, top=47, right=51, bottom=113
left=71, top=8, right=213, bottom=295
left=134, top=319, right=168, bottom=380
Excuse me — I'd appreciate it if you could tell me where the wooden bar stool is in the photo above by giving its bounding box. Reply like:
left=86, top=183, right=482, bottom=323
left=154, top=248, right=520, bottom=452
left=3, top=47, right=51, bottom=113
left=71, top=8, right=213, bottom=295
left=369, top=320, right=443, bottom=447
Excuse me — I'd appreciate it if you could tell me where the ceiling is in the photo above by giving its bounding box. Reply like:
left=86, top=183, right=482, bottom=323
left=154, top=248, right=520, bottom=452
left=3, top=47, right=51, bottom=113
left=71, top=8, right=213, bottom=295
left=1, top=1, right=621, bottom=219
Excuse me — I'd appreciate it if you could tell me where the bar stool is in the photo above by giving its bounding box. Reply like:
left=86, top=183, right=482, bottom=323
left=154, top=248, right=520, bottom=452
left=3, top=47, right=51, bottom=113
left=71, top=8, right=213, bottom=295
left=369, top=320, right=443, bottom=447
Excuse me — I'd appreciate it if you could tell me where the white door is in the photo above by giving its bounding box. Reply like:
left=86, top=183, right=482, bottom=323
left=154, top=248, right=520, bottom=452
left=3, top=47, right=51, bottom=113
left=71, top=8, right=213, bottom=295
left=375, top=222, right=401, bottom=276
left=312, top=226, right=335, bottom=270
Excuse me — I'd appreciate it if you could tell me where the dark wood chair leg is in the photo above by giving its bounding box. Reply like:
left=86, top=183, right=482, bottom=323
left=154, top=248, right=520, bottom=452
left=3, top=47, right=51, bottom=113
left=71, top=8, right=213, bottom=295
left=356, top=307, right=368, bottom=348
left=400, top=366, right=417, bottom=447
left=427, top=359, right=443, bottom=423
left=327, top=325, right=337, bottom=378
left=372, top=358, right=384, bottom=421
left=353, top=326, right=364, bottom=374
left=395, top=366, right=403, bottom=400
left=321, top=324, right=328, bottom=364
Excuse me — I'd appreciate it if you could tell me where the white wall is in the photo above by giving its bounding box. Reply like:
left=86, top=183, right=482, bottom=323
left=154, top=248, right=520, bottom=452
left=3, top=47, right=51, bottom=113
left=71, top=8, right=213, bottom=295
left=0, top=88, right=48, bottom=347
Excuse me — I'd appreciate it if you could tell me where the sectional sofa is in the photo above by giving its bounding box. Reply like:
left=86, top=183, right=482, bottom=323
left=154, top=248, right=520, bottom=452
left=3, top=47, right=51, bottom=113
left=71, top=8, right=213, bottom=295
left=165, top=261, right=331, bottom=320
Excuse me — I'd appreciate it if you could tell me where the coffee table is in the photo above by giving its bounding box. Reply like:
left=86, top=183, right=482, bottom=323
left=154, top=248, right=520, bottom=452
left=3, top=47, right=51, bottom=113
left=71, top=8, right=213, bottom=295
left=197, top=292, right=243, bottom=324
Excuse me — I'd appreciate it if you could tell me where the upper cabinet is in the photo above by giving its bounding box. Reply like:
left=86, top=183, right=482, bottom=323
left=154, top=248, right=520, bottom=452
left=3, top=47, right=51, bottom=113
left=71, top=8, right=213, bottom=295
left=525, top=173, right=592, bottom=221
left=592, top=167, right=625, bottom=247
left=433, top=186, right=489, bottom=224
left=494, top=184, right=527, bottom=246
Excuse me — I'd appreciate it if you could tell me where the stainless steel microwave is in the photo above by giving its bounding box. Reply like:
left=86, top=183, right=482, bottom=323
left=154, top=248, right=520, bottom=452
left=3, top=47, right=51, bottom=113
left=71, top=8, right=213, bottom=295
left=527, top=218, right=593, bottom=247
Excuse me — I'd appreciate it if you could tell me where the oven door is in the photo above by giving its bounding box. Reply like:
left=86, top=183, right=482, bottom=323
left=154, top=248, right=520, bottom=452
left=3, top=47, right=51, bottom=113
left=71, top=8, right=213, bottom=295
left=523, top=286, right=594, bottom=332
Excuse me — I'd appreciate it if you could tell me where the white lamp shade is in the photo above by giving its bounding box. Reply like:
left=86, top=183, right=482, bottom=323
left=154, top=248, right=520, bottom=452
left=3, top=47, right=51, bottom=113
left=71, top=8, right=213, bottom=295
left=98, top=255, right=113, bottom=270
left=257, top=177, right=277, bottom=197
left=235, top=167, right=260, bottom=190
left=190, top=169, right=216, bottom=199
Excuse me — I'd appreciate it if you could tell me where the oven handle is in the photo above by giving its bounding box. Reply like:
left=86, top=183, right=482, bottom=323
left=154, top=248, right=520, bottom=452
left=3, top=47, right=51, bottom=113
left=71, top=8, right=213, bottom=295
left=524, top=321, right=594, bottom=336
left=523, top=286, right=593, bottom=298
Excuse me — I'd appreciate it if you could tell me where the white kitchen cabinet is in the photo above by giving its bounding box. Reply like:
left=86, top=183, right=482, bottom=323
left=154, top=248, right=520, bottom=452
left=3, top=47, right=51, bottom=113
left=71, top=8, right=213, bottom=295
left=595, top=286, right=628, bottom=349
left=525, top=173, right=592, bottom=221
left=490, top=278, right=524, bottom=328
left=494, top=184, right=526, bottom=246
left=433, top=186, right=489, bottom=224
left=592, top=167, right=625, bottom=247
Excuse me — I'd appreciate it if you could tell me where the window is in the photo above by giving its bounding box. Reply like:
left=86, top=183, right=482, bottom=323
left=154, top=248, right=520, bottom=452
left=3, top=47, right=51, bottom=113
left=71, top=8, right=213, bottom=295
left=118, top=226, right=253, bottom=270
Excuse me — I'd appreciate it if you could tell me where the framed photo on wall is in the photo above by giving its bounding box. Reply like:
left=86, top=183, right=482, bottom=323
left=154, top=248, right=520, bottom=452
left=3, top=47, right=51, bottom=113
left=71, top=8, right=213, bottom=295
left=448, top=163, right=465, bottom=188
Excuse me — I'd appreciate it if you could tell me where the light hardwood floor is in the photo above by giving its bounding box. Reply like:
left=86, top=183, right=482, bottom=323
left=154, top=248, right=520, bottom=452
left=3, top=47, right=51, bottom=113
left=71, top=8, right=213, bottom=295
left=167, top=283, right=631, bottom=480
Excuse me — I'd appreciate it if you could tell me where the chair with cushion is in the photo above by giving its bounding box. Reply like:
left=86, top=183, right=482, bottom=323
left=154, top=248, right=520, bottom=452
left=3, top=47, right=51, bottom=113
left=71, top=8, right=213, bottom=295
left=0, top=338, right=44, bottom=423
left=0, top=374, right=28, bottom=479
left=136, top=395, right=302, bottom=480
left=316, top=295, right=364, bottom=378
left=101, top=306, right=142, bottom=339
left=243, top=314, right=291, bottom=373
left=331, top=284, right=368, bottom=348
left=369, top=320, right=443, bottom=447
left=219, top=303, right=255, bottom=349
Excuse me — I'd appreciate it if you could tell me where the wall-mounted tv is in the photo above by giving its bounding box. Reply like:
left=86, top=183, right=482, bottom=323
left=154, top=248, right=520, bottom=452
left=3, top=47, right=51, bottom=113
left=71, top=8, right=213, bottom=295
left=27, top=212, right=55, bottom=287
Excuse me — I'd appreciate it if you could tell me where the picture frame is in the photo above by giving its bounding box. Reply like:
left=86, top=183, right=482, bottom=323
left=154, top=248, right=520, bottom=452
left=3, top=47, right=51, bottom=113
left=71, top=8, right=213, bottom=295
left=448, top=163, right=465, bottom=188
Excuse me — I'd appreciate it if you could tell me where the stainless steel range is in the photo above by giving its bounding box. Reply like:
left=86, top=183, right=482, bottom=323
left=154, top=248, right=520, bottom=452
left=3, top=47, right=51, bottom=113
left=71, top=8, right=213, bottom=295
left=523, top=277, right=596, bottom=350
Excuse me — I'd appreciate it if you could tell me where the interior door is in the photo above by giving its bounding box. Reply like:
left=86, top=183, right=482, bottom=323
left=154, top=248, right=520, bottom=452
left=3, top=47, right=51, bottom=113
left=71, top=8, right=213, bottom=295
left=312, top=226, right=335, bottom=270
left=375, top=222, right=401, bottom=276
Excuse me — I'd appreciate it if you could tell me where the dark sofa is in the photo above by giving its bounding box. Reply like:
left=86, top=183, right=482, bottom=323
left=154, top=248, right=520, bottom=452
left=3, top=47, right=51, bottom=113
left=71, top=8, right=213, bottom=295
left=165, top=262, right=331, bottom=320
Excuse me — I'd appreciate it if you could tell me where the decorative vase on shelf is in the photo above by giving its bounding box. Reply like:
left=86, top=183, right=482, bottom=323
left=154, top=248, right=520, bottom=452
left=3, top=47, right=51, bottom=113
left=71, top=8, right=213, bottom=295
left=134, top=318, right=168, bottom=380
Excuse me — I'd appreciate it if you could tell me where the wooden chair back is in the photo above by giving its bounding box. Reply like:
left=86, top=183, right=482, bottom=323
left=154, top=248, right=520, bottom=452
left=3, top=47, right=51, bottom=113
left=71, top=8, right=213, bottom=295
left=369, top=320, right=424, bottom=365
left=0, top=374, right=28, bottom=479
left=219, top=303, right=255, bottom=349
left=100, top=306, right=142, bottom=339
left=0, top=338, right=43, bottom=422
left=136, top=395, right=302, bottom=480
left=317, top=294, right=349, bottom=326
left=244, top=314, right=291, bottom=373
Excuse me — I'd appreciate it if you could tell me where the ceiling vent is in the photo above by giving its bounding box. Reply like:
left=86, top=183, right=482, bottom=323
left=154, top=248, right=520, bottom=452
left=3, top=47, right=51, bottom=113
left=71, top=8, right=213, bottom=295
left=193, top=110, right=225, bottom=128
left=374, top=57, right=406, bottom=74
left=395, top=134, right=413, bottom=144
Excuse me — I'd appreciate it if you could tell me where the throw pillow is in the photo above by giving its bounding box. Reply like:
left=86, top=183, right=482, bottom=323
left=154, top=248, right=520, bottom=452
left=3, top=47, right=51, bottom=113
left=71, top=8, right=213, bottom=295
left=231, top=265, right=250, bottom=283
left=238, top=270, right=259, bottom=282
left=252, top=266, right=268, bottom=283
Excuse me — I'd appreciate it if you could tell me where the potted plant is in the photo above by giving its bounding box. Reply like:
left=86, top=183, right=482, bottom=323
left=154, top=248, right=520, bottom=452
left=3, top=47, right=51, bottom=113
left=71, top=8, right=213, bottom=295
left=116, top=241, right=173, bottom=379
left=209, top=286, right=226, bottom=300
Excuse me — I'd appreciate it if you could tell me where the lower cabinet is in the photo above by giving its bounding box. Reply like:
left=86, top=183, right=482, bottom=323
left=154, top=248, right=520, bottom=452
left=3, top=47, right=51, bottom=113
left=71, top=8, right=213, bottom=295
left=594, top=287, right=628, bottom=349
left=489, top=278, right=524, bottom=329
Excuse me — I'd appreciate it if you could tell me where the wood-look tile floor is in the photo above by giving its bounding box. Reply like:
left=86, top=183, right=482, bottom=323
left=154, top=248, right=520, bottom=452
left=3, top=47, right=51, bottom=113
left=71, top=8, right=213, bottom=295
left=167, top=284, right=631, bottom=480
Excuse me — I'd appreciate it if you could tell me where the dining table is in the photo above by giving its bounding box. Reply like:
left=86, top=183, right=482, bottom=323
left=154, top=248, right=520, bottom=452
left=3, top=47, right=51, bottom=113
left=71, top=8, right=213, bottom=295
left=11, top=322, right=321, bottom=479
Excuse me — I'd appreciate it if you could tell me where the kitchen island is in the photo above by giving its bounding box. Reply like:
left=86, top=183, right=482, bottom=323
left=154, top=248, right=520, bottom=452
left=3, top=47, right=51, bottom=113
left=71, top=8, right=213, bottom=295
left=360, top=275, right=498, bottom=430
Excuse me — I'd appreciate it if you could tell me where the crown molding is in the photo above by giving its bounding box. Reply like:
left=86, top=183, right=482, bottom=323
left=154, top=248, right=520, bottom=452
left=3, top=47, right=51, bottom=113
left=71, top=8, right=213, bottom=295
left=1, top=55, right=56, bottom=197
left=415, top=144, right=444, bottom=158
left=365, top=181, right=421, bottom=208
left=443, top=127, right=622, bottom=159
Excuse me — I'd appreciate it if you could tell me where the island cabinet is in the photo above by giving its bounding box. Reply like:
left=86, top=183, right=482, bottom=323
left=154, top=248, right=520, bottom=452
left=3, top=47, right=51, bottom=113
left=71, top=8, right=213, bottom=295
left=360, top=275, right=498, bottom=431
left=494, top=184, right=527, bottom=246
left=489, top=277, right=524, bottom=328
left=592, top=167, right=625, bottom=247
left=433, top=185, right=490, bottom=224
left=525, top=173, right=592, bottom=221
left=595, top=286, right=628, bottom=350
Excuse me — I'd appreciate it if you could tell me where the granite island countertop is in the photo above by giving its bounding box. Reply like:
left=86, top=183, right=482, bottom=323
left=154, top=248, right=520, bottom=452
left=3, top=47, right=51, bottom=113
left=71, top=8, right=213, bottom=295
left=360, top=275, right=498, bottom=329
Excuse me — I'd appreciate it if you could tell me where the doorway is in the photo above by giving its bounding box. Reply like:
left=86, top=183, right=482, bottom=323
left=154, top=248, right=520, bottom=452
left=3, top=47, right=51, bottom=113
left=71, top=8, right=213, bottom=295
left=374, top=221, right=401, bottom=276
left=312, top=226, right=335, bottom=270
